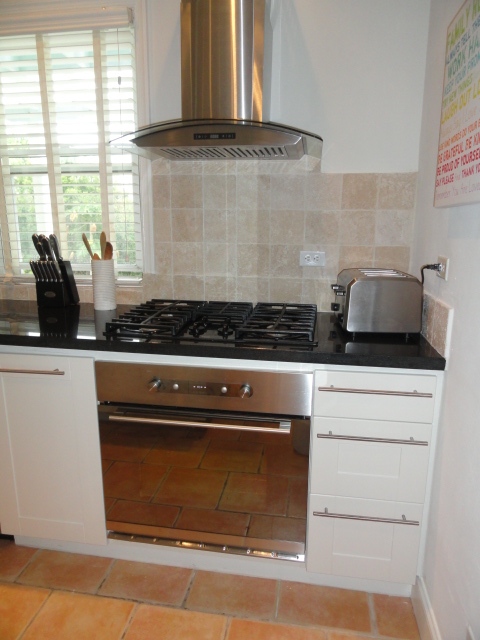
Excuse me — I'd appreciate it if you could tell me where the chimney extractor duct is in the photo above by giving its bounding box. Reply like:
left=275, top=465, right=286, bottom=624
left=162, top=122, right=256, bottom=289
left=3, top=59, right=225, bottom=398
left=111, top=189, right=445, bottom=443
left=111, top=0, right=323, bottom=161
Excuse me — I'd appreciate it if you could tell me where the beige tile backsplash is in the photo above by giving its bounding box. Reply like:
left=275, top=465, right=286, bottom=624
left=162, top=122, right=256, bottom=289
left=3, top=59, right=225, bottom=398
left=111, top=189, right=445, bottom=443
left=422, top=292, right=453, bottom=358
left=146, top=160, right=417, bottom=309
left=3, top=162, right=418, bottom=312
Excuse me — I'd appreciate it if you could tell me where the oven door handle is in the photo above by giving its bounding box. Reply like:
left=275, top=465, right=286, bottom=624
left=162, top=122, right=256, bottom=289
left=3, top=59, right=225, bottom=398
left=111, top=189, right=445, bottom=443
left=108, top=412, right=291, bottom=434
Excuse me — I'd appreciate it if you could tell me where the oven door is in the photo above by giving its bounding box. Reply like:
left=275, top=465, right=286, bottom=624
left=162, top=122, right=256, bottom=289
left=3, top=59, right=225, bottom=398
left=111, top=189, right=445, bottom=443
left=99, top=404, right=309, bottom=561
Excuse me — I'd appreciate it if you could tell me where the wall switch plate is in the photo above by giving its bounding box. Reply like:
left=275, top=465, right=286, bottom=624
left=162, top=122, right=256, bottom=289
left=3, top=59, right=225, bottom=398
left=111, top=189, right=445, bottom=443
left=300, top=251, right=325, bottom=267
left=436, top=255, right=449, bottom=281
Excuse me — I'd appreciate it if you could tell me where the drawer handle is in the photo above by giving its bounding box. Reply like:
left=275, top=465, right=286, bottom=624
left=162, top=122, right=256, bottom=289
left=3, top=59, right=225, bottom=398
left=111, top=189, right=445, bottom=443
left=317, top=433, right=428, bottom=446
left=317, top=386, right=432, bottom=398
left=0, top=367, right=65, bottom=376
left=313, top=508, right=419, bottom=526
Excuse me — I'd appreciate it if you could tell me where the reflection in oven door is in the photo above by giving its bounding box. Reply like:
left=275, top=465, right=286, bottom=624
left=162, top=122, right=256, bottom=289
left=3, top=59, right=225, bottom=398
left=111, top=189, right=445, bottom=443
left=99, top=408, right=310, bottom=561
left=96, top=364, right=312, bottom=562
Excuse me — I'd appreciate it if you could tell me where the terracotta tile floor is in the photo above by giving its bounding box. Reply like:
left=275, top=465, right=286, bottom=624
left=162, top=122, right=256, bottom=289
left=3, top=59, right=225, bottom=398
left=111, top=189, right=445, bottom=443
left=0, top=537, right=421, bottom=640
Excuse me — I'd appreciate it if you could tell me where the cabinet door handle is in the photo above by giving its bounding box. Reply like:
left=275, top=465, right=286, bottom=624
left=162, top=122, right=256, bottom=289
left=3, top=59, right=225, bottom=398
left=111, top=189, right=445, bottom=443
left=317, top=386, right=432, bottom=398
left=313, top=509, right=419, bottom=526
left=0, top=368, right=65, bottom=376
left=316, top=433, right=428, bottom=446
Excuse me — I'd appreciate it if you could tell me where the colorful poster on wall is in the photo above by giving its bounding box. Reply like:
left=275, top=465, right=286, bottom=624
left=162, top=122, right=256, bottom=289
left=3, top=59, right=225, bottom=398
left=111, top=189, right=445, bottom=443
left=435, top=0, right=480, bottom=207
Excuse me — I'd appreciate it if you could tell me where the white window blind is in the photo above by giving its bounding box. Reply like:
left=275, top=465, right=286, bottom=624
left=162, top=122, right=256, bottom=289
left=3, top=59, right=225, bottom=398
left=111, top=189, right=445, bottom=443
left=0, top=25, right=141, bottom=279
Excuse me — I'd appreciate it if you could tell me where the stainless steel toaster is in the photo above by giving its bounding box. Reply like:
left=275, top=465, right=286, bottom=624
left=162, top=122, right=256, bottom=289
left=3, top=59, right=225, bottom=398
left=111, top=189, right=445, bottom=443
left=331, top=268, right=423, bottom=334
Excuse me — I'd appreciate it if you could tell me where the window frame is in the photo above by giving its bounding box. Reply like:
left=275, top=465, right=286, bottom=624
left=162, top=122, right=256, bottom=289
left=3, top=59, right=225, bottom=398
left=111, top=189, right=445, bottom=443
left=0, top=0, right=152, bottom=283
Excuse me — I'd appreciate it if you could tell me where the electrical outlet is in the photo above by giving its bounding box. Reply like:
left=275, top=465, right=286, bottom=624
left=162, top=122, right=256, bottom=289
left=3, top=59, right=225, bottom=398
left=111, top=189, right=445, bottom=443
left=300, top=251, right=325, bottom=267
left=466, top=624, right=476, bottom=640
left=436, top=255, right=449, bottom=281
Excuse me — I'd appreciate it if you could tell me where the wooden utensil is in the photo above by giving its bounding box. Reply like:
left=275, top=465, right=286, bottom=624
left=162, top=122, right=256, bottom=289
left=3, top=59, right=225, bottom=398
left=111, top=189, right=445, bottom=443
left=104, top=241, right=113, bottom=260
left=82, top=233, right=94, bottom=259
left=93, top=253, right=101, bottom=260
left=100, top=231, right=106, bottom=260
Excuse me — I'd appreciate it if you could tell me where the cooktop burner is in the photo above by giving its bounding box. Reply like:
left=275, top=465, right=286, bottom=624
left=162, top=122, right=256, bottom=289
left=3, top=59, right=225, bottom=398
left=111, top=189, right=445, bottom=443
left=104, top=300, right=318, bottom=348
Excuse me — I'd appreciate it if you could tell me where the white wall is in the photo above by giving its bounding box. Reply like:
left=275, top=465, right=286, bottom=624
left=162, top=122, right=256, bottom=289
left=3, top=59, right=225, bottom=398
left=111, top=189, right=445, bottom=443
left=275, top=0, right=431, bottom=172
left=411, top=1, right=480, bottom=638
left=144, top=0, right=430, bottom=173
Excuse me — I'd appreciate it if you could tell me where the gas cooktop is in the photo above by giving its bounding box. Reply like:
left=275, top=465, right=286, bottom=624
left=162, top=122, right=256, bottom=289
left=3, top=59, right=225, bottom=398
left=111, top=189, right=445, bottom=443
left=104, top=300, right=318, bottom=348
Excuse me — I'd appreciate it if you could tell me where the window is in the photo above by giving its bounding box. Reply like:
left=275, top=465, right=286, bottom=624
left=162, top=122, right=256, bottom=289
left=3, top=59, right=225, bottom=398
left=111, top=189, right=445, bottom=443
left=0, top=24, right=141, bottom=279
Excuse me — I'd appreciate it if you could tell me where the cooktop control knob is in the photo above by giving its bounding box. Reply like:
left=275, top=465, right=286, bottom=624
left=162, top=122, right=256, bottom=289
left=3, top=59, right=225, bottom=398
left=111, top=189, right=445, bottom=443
left=220, top=386, right=228, bottom=394
left=238, top=384, right=252, bottom=399
left=172, top=383, right=180, bottom=391
left=148, top=378, right=162, bottom=392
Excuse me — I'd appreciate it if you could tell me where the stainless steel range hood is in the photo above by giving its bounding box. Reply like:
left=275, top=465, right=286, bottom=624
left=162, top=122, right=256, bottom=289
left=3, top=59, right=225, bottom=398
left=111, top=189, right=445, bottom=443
left=111, top=0, right=322, bottom=161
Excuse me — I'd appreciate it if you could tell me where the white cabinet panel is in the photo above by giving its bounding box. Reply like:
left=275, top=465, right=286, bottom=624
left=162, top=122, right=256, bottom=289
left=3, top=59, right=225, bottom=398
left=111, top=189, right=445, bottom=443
left=0, top=354, right=106, bottom=545
left=314, top=370, right=436, bottom=423
left=307, top=494, right=423, bottom=584
left=310, top=417, right=431, bottom=503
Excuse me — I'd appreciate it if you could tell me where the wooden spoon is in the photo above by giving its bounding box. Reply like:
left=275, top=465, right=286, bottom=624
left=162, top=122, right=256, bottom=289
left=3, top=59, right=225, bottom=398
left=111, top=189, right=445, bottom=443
left=82, top=233, right=94, bottom=259
left=93, top=253, right=101, bottom=260
left=104, top=241, right=113, bottom=260
left=100, top=231, right=107, bottom=260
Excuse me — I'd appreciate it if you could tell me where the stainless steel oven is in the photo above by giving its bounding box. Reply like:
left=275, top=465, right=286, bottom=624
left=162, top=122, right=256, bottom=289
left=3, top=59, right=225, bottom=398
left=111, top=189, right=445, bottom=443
left=96, top=362, right=312, bottom=561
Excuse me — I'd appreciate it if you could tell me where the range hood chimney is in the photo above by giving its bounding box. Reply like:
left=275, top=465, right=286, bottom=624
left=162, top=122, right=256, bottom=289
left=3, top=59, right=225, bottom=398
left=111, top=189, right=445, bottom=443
left=111, top=0, right=322, bottom=161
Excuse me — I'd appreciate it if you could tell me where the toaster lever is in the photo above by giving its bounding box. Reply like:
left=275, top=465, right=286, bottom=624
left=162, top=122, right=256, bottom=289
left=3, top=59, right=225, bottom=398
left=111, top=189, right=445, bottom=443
left=331, top=284, right=346, bottom=296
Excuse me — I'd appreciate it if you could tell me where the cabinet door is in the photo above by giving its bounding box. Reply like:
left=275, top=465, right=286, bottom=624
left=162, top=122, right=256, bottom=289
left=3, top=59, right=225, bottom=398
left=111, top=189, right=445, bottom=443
left=310, top=417, right=431, bottom=503
left=306, top=494, right=423, bottom=584
left=0, top=354, right=106, bottom=545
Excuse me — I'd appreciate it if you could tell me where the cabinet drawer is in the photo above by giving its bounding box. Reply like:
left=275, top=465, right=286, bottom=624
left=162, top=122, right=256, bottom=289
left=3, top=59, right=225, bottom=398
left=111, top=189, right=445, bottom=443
left=314, top=370, right=436, bottom=423
left=310, top=417, right=431, bottom=502
left=306, top=494, right=422, bottom=584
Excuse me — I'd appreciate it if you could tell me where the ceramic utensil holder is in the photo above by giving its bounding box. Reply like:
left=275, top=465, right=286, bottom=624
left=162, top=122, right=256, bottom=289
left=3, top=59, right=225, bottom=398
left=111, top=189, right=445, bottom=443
left=91, top=259, right=116, bottom=311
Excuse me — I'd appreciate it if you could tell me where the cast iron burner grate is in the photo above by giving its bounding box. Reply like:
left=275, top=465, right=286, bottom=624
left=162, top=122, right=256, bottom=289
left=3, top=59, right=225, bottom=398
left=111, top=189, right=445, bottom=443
left=105, top=300, right=205, bottom=339
left=104, top=300, right=317, bottom=347
left=235, top=303, right=318, bottom=343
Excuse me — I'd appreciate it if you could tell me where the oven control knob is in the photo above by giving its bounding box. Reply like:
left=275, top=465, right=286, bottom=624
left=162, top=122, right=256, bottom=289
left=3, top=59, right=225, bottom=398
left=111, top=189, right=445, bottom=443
left=220, top=386, right=228, bottom=394
left=238, top=384, right=252, bottom=399
left=172, top=383, right=180, bottom=391
left=148, top=378, right=162, bottom=392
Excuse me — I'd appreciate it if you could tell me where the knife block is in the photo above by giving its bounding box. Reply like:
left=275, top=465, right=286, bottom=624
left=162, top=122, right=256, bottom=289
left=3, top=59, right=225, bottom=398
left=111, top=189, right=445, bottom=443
left=37, top=304, right=80, bottom=337
left=35, top=260, right=79, bottom=308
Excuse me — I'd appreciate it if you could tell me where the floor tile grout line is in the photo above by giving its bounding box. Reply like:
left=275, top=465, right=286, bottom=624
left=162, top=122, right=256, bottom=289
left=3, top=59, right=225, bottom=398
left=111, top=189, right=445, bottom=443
left=274, top=578, right=281, bottom=621
left=368, top=592, right=380, bottom=636
left=180, top=566, right=197, bottom=609
left=223, top=616, right=233, bottom=640
left=119, top=601, right=140, bottom=640
left=17, top=587, right=54, bottom=640
left=12, top=546, right=42, bottom=585
left=95, top=555, right=117, bottom=594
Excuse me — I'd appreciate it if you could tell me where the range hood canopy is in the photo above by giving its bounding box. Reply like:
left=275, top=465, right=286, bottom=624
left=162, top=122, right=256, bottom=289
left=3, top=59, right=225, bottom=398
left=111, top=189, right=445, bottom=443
left=111, top=0, right=322, bottom=161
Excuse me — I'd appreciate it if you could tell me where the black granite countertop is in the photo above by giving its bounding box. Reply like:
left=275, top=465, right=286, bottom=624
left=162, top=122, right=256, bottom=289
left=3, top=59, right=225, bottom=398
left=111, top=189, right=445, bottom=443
left=0, top=300, right=446, bottom=370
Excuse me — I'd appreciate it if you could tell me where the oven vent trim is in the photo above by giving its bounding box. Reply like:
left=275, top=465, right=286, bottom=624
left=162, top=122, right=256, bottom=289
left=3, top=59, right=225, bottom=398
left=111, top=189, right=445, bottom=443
left=107, top=530, right=305, bottom=562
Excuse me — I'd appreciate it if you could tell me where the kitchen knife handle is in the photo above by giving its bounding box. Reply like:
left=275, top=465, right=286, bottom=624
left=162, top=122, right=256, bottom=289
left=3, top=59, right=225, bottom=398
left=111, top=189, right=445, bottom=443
left=30, top=260, right=40, bottom=281
left=32, top=233, right=46, bottom=260
left=49, top=234, right=63, bottom=261
left=39, top=234, right=54, bottom=260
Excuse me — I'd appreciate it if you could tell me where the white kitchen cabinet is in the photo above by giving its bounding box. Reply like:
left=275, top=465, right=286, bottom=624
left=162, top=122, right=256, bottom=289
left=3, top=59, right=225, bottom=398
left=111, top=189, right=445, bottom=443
left=307, top=494, right=423, bottom=584
left=307, top=368, right=440, bottom=585
left=0, top=353, right=106, bottom=545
